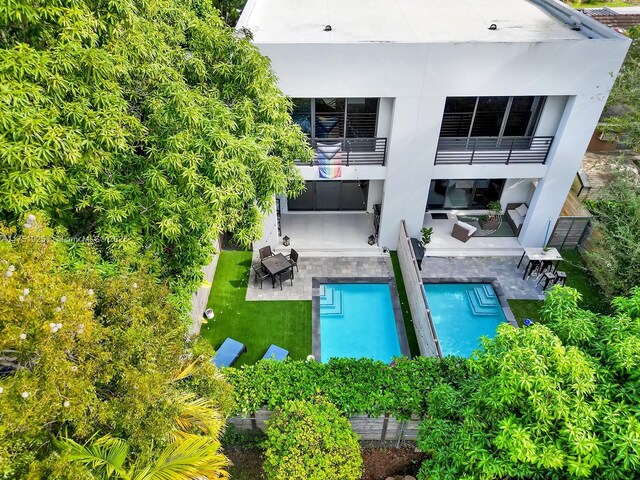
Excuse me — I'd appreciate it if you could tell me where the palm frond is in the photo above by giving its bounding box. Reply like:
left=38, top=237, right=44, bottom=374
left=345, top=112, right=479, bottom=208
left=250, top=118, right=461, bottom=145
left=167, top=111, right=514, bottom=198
left=132, top=437, right=230, bottom=480
left=54, top=434, right=130, bottom=479
left=173, top=393, right=225, bottom=439
left=171, top=360, right=199, bottom=382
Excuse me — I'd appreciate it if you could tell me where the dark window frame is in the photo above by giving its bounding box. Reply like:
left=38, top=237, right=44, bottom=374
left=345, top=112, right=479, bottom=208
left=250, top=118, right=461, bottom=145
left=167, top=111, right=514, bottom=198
left=292, top=98, right=380, bottom=139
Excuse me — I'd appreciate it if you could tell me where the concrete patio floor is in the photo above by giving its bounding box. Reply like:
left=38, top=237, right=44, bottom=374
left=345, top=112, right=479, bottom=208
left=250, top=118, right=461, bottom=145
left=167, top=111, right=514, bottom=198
left=421, top=256, right=548, bottom=300
left=246, top=252, right=394, bottom=301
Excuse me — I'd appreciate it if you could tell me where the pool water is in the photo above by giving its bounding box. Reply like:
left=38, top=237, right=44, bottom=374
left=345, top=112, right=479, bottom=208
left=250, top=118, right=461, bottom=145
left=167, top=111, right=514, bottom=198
left=320, top=283, right=401, bottom=362
left=423, top=283, right=507, bottom=357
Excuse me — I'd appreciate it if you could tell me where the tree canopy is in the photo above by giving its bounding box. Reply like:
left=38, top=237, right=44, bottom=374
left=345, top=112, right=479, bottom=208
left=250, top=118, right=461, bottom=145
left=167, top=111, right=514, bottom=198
left=0, top=217, right=234, bottom=478
left=599, top=26, right=640, bottom=150
left=417, top=286, right=640, bottom=480
left=0, top=0, right=311, bottom=299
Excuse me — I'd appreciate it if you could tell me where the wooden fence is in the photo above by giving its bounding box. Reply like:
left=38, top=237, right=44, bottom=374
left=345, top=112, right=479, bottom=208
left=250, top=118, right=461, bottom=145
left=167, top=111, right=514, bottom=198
left=397, top=221, right=441, bottom=357
left=189, top=237, right=221, bottom=335
left=228, top=410, right=421, bottom=444
left=547, top=217, right=591, bottom=250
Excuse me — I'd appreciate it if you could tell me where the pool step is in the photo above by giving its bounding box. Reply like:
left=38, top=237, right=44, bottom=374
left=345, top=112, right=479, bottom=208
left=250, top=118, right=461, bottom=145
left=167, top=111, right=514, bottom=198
left=466, top=286, right=499, bottom=316
left=320, top=287, right=343, bottom=316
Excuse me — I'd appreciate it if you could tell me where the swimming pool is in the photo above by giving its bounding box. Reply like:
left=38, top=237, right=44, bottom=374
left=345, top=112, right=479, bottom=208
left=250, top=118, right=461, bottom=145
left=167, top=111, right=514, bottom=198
left=319, top=283, right=402, bottom=362
left=423, top=283, right=507, bottom=357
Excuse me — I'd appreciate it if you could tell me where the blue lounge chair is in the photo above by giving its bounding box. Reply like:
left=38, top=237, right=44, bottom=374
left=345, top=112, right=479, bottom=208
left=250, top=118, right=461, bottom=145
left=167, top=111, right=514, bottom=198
left=211, top=338, right=246, bottom=368
left=262, top=344, right=289, bottom=361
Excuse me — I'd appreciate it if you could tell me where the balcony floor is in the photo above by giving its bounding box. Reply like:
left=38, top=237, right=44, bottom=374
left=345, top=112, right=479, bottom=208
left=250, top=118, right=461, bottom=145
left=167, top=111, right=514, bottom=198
left=423, top=212, right=523, bottom=257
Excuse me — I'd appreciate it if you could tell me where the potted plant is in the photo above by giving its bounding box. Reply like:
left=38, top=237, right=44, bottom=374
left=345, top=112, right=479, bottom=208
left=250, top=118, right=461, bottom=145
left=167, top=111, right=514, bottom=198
left=420, top=227, right=433, bottom=248
left=479, top=201, right=502, bottom=229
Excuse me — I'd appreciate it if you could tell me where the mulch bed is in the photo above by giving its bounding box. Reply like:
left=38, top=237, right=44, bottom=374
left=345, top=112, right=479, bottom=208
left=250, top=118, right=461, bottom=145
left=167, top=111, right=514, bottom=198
left=226, top=445, right=427, bottom=480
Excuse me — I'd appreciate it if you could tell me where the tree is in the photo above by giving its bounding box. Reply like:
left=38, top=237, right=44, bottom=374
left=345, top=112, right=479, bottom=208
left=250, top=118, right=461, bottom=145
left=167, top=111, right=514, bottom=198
left=0, top=0, right=312, bottom=301
left=417, top=286, right=640, bottom=479
left=262, top=399, right=362, bottom=480
left=0, top=217, right=233, bottom=478
left=598, top=26, right=640, bottom=150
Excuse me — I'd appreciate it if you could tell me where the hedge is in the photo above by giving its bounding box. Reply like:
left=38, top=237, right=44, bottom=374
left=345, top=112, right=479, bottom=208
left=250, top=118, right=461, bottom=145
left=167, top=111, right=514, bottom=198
left=223, top=356, right=471, bottom=419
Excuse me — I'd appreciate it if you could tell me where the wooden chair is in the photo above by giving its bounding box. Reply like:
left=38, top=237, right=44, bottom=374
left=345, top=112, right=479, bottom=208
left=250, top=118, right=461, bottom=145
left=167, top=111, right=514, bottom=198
left=286, top=248, right=299, bottom=272
left=252, top=263, right=271, bottom=289
left=276, top=268, right=294, bottom=290
left=259, top=245, right=274, bottom=261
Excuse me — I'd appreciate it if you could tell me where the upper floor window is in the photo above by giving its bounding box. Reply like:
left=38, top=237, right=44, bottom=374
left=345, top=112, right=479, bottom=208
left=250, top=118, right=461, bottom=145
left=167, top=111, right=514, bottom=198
left=292, top=98, right=379, bottom=139
left=440, top=96, right=545, bottom=138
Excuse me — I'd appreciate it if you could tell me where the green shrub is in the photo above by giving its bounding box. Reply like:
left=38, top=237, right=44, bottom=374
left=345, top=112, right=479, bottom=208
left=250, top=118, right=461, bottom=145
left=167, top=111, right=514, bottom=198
left=224, top=356, right=471, bottom=418
left=263, top=399, right=362, bottom=480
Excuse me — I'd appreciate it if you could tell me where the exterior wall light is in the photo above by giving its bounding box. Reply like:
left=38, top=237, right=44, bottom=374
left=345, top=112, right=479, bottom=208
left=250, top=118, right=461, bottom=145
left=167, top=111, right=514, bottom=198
left=368, top=235, right=375, bottom=246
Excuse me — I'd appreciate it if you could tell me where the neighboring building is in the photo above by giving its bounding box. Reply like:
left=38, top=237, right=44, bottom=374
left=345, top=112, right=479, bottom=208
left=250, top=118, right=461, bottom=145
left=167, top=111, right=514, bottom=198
left=239, top=0, right=630, bottom=254
left=581, top=6, right=640, bottom=34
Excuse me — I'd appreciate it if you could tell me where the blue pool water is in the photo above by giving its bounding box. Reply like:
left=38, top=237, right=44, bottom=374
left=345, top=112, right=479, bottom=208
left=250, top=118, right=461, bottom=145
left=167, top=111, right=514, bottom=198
left=423, top=283, right=507, bottom=357
left=320, top=283, right=401, bottom=362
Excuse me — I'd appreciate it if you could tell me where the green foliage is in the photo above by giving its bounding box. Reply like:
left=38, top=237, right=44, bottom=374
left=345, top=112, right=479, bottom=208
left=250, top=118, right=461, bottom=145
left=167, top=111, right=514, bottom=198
left=420, top=227, right=433, bottom=245
left=0, top=0, right=311, bottom=305
left=488, top=200, right=502, bottom=218
left=224, top=356, right=470, bottom=418
left=417, top=287, right=640, bottom=480
left=584, top=166, right=640, bottom=298
left=599, top=27, right=640, bottom=150
left=0, top=219, right=234, bottom=478
left=263, top=399, right=362, bottom=480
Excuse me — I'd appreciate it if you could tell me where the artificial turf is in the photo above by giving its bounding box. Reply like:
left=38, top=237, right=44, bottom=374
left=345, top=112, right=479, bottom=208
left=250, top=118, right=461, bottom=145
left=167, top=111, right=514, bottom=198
left=390, top=251, right=421, bottom=358
left=200, top=250, right=311, bottom=366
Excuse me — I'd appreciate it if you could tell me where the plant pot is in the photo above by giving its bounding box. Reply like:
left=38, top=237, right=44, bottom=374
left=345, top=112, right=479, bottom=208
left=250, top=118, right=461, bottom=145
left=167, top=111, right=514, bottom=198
left=479, top=217, right=498, bottom=230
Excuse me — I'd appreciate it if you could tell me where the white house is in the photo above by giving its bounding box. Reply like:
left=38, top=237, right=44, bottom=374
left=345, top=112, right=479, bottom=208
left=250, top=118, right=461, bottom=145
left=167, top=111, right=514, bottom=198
left=239, top=0, right=630, bottom=255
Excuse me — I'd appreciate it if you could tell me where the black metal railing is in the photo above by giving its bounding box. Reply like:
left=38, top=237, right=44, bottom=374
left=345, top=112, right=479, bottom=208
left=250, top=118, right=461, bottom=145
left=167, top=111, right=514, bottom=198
left=435, top=136, right=553, bottom=165
left=296, top=137, right=388, bottom=166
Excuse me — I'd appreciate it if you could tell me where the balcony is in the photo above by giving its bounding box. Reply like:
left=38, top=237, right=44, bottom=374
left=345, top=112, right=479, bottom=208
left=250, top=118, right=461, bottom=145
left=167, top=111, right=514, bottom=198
left=295, top=137, right=388, bottom=167
left=435, top=136, right=554, bottom=165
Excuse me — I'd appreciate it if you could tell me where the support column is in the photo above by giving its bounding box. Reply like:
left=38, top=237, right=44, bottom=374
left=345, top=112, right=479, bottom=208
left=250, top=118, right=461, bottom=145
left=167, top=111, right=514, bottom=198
left=255, top=195, right=279, bottom=250
left=520, top=95, right=607, bottom=247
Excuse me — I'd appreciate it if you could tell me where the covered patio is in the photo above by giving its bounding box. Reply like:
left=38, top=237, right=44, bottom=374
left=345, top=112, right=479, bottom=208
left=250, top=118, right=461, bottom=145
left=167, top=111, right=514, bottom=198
left=276, top=212, right=382, bottom=255
left=423, top=212, right=523, bottom=257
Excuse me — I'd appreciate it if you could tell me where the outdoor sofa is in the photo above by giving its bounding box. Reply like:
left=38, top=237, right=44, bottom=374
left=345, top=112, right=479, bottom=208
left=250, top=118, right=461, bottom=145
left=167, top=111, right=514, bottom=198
left=451, top=220, right=477, bottom=243
left=505, top=202, right=528, bottom=235
left=211, top=338, right=246, bottom=368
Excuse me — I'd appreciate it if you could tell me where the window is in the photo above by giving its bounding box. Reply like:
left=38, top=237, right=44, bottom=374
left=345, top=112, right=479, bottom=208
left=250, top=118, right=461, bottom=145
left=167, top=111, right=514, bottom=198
left=440, top=97, right=545, bottom=138
left=288, top=181, right=369, bottom=211
left=291, top=98, right=379, bottom=139
left=427, top=179, right=505, bottom=210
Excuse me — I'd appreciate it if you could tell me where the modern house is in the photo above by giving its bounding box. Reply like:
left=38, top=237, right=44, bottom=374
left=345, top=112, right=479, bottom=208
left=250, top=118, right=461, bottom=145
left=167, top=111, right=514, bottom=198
left=239, top=0, right=630, bottom=255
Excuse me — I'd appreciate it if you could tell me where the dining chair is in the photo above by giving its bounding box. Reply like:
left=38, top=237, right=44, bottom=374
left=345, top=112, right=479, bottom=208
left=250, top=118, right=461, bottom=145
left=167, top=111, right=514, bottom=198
left=276, top=268, right=294, bottom=290
left=286, top=248, right=299, bottom=272
left=252, top=263, right=271, bottom=289
left=259, top=245, right=274, bottom=261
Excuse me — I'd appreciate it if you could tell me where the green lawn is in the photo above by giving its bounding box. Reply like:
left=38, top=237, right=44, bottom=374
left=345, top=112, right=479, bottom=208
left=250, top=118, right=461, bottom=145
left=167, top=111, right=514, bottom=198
left=568, top=0, right=637, bottom=8
left=508, top=248, right=611, bottom=326
left=200, top=250, right=311, bottom=365
left=390, top=252, right=420, bottom=358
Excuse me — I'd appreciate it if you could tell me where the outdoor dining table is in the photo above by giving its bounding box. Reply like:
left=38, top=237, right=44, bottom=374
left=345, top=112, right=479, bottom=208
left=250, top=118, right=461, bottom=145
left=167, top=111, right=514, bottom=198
left=261, top=253, right=292, bottom=288
left=517, top=247, right=563, bottom=280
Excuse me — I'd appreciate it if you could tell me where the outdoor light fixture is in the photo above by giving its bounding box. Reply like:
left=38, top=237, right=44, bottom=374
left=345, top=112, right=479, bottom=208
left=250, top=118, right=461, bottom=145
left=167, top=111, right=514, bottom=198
left=283, top=235, right=290, bottom=246
left=324, top=25, right=332, bottom=31
left=368, top=235, right=375, bottom=246
left=488, top=23, right=497, bottom=30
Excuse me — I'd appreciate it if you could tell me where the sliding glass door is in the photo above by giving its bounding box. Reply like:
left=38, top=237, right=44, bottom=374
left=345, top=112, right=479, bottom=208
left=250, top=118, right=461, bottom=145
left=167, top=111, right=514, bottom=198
left=288, top=181, right=369, bottom=211
left=427, top=179, right=505, bottom=210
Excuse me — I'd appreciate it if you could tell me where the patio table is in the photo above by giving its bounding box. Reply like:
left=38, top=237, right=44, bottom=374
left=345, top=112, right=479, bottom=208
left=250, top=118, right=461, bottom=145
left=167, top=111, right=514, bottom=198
left=261, top=253, right=292, bottom=288
left=517, top=247, right=563, bottom=279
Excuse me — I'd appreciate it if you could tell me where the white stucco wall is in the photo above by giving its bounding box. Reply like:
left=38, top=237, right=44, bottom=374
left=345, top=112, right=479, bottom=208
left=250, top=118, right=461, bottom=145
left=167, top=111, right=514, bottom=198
left=250, top=27, right=629, bottom=249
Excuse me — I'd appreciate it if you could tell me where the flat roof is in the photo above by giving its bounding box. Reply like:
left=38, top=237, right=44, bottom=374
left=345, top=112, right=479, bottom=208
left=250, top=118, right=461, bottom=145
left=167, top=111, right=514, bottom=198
left=238, top=0, right=620, bottom=44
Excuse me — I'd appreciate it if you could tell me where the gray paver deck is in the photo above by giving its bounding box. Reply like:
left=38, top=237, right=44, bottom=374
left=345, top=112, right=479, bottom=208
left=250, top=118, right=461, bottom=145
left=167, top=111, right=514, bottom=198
left=421, top=256, right=547, bottom=300
left=246, top=253, right=394, bottom=301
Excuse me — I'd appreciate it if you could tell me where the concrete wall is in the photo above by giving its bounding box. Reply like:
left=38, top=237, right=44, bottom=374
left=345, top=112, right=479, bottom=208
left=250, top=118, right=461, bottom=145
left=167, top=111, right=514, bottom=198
left=397, top=221, right=440, bottom=357
left=252, top=35, right=629, bottom=249
left=228, top=409, right=421, bottom=442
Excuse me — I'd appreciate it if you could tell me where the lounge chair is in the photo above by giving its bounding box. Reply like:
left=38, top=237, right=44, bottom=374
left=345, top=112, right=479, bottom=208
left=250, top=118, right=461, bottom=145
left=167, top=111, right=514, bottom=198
left=262, top=344, right=289, bottom=361
left=211, top=338, right=246, bottom=368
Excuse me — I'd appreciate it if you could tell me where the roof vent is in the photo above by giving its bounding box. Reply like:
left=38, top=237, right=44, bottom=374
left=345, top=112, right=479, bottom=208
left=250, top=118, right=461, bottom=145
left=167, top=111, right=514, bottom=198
left=488, top=23, right=497, bottom=30
left=324, top=25, right=332, bottom=31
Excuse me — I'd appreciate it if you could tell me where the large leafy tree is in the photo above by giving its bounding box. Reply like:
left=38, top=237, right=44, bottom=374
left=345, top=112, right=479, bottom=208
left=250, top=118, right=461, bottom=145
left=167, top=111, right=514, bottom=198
left=0, top=0, right=311, bottom=297
left=598, top=26, right=640, bottom=150
left=417, top=286, right=640, bottom=479
left=0, top=217, right=234, bottom=478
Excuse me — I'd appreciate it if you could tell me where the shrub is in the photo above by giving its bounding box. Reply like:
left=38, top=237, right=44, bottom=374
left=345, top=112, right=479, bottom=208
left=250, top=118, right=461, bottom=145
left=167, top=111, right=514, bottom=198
left=263, top=399, right=362, bottom=480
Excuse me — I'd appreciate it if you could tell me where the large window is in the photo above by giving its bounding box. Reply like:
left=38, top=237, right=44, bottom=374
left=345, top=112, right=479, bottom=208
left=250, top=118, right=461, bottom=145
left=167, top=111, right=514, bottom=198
left=292, top=98, right=379, bottom=139
left=427, top=179, right=505, bottom=210
left=288, top=181, right=369, bottom=211
left=440, top=96, right=545, bottom=138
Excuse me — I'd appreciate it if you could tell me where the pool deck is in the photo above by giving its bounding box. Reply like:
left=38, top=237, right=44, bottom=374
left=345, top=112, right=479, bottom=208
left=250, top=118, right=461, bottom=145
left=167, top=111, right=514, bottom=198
left=421, top=256, right=547, bottom=301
